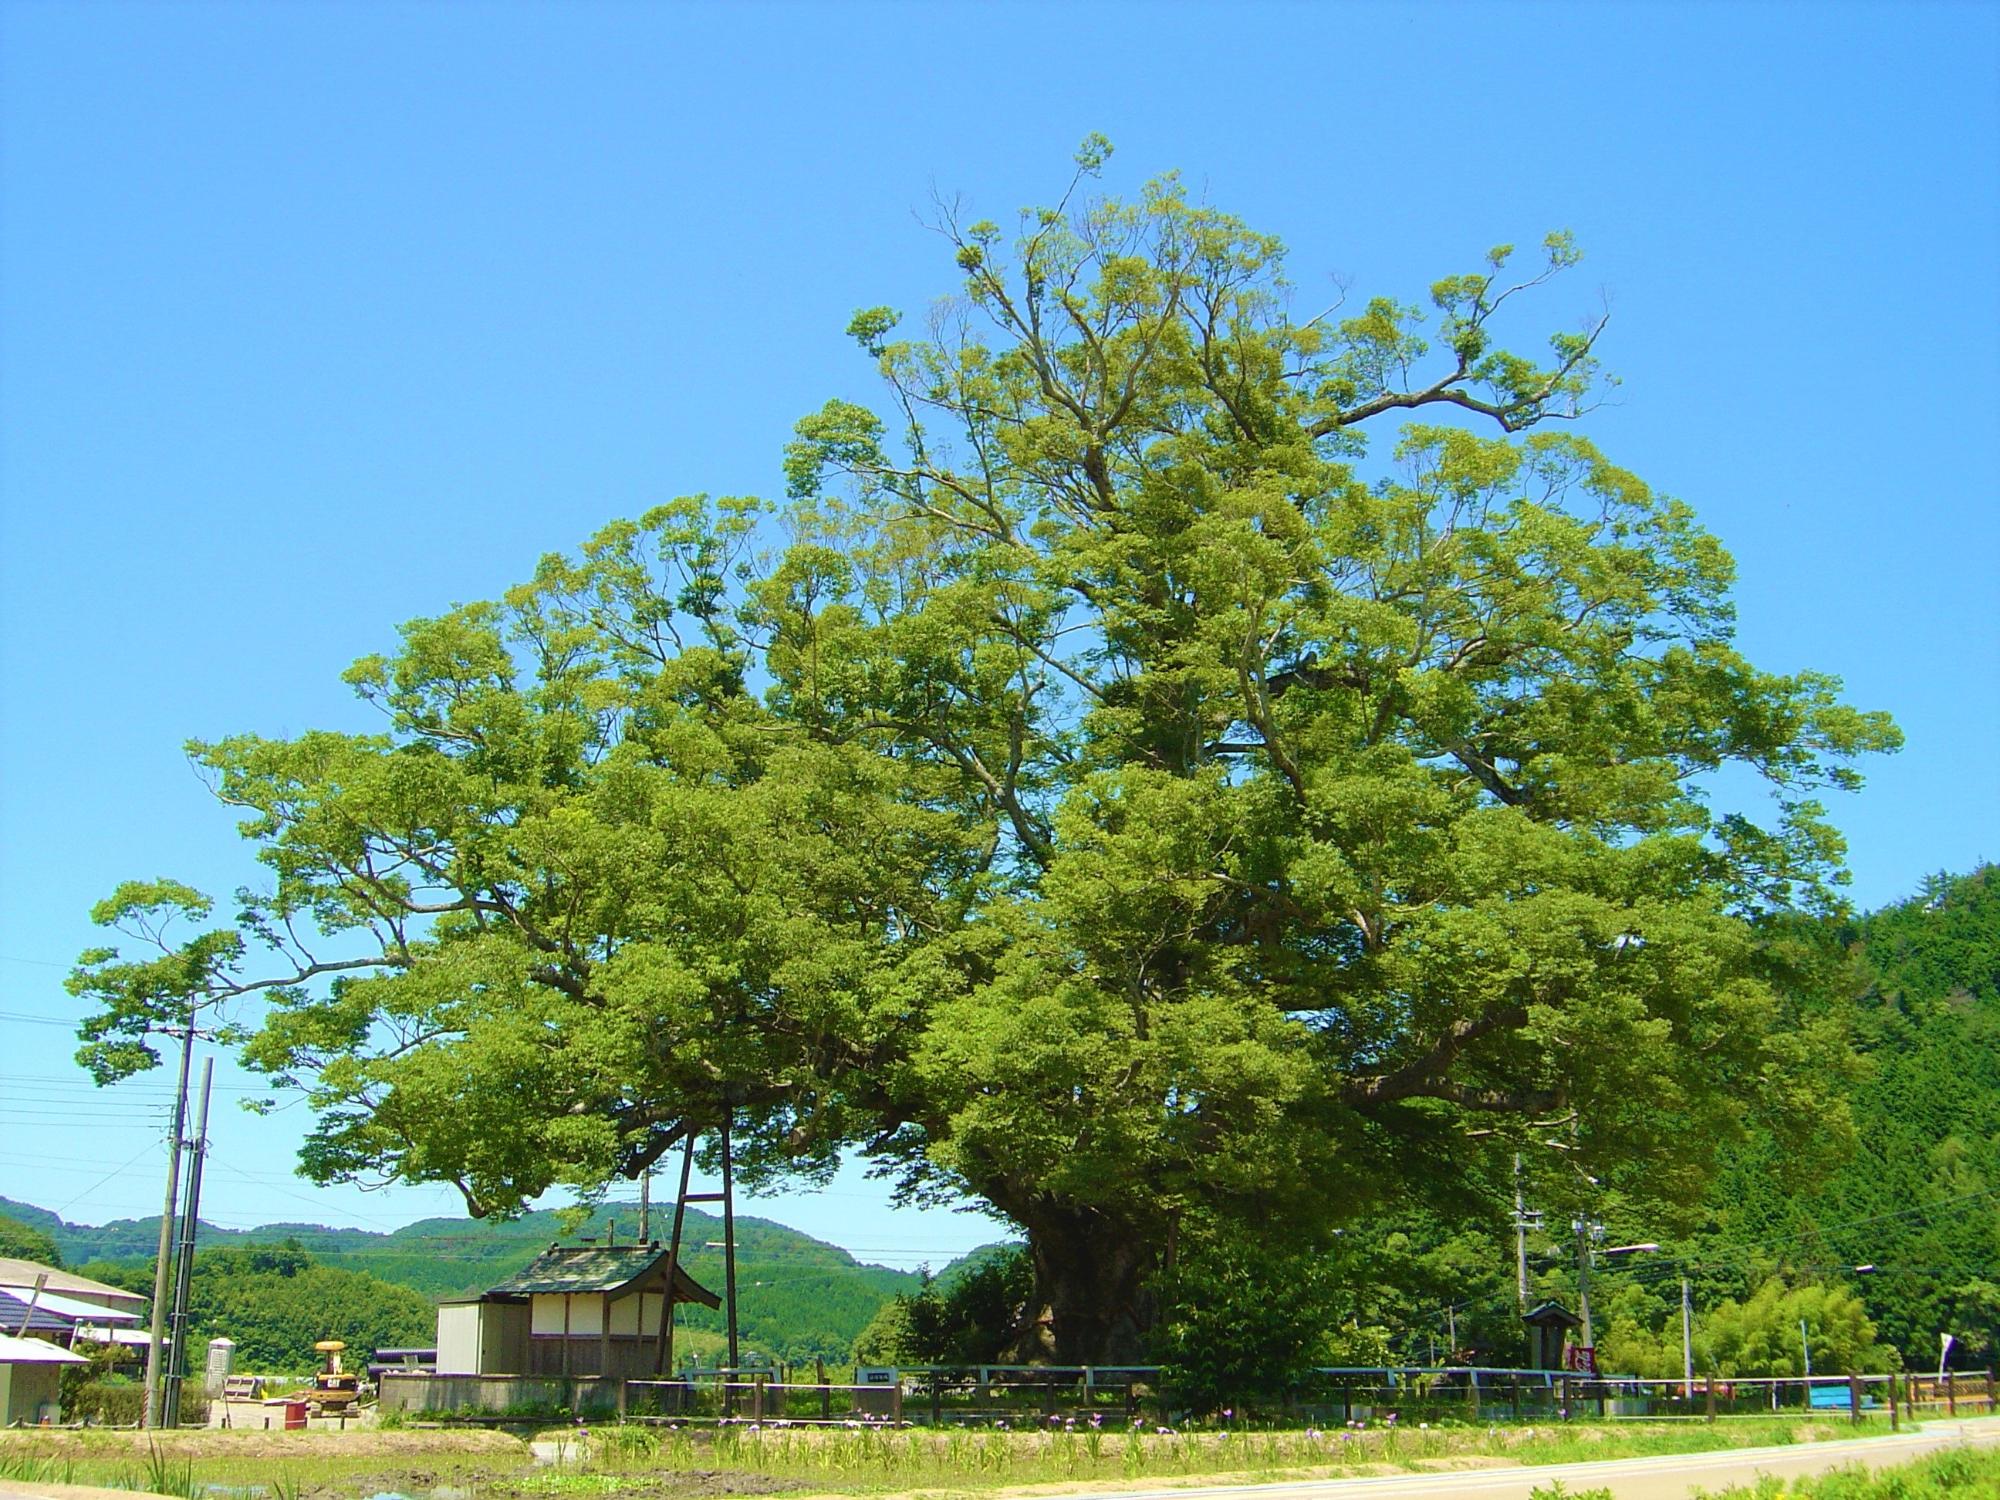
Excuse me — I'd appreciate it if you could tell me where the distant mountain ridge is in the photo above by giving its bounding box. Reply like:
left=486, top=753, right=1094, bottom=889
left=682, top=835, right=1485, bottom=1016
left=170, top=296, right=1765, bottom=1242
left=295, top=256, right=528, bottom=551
left=0, top=1195, right=942, bottom=1363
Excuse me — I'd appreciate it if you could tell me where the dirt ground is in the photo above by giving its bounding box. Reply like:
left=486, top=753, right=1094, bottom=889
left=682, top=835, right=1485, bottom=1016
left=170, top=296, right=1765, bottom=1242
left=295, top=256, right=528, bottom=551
left=207, top=1395, right=384, bottom=1433
left=480, top=1471, right=803, bottom=1499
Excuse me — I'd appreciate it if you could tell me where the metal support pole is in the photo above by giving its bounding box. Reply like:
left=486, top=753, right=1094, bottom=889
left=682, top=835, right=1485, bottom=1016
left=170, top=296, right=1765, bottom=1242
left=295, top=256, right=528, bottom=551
left=721, top=1113, right=740, bottom=1414
left=656, top=1133, right=697, bottom=1378
left=12, top=1273, right=47, bottom=1337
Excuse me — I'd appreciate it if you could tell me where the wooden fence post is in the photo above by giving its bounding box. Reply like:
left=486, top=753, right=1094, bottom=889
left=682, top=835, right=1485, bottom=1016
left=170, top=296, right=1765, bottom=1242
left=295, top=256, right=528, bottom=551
left=931, top=1374, right=944, bottom=1427
left=1947, top=1371, right=1956, bottom=1417
left=1467, top=1370, right=1479, bottom=1419
left=817, top=1358, right=830, bottom=1421
left=1848, top=1374, right=1861, bottom=1424
left=891, top=1380, right=904, bottom=1426
left=1888, top=1373, right=1899, bottom=1432
left=1704, top=1378, right=1716, bottom=1424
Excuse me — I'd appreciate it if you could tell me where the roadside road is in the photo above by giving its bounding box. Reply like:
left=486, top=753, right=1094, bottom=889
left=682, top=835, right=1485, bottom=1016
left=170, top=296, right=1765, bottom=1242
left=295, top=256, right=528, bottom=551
left=1067, top=1416, right=2000, bottom=1499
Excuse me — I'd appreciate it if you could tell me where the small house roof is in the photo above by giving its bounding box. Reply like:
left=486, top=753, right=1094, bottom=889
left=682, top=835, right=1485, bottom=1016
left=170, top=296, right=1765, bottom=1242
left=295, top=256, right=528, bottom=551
left=486, top=1244, right=720, bottom=1308
left=1522, top=1300, right=1584, bottom=1328
left=0, top=1331, right=89, bottom=1366
left=0, top=1258, right=146, bottom=1308
left=0, top=1287, right=71, bottom=1337
left=0, top=1286, right=142, bottom=1326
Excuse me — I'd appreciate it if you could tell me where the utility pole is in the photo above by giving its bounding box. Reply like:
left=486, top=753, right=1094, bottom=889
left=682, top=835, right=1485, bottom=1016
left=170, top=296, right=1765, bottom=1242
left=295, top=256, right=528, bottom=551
left=143, top=1011, right=197, bottom=1429
left=1574, top=1218, right=1596, bottom=1353
left=1682, top=1277, right=1694, bottom=1398
left=639, top=1168, right=651, bottom=1242
left=1513, top=1155, right=1532, bottom=1309
left=162, top=1058, right=213, bottom=1428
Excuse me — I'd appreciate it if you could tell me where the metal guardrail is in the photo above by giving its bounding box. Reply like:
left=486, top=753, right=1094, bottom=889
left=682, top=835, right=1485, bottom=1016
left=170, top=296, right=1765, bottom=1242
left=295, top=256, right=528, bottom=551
left=384, top=1362, right=1998, bottom=1426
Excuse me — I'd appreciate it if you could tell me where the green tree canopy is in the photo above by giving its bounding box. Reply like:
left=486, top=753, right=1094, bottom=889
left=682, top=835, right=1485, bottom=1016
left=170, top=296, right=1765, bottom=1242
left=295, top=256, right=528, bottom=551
left=1597, top=1278, right=1893, bottom=1378
left=853, top=1246, right=1035, bottom=1367
left=76, top=144, right=1896, bottom=1361
left=78, top=1243, right=433, bottom=1373
left=66, top=879, right=257, bottom=1085
left=0, top=1213, right=63, bottom=1268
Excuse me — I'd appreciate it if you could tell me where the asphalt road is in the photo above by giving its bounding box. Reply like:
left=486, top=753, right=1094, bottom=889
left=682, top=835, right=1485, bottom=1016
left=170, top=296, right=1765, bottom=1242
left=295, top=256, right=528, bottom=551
left=1068, top=1416, right=2000, bottom=1499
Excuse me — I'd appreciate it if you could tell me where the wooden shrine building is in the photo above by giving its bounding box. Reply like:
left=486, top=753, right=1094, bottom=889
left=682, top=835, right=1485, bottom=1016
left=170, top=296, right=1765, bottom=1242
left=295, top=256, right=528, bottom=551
left=436, top=1243, right=719, bottom=1381
left=1521, top=1300, right=1584, bottom=1372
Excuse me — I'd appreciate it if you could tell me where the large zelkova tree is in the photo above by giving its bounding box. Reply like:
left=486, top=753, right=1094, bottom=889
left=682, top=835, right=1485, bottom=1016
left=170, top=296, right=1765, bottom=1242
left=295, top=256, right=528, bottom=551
left=76, top=143, right=1898, bottom=1362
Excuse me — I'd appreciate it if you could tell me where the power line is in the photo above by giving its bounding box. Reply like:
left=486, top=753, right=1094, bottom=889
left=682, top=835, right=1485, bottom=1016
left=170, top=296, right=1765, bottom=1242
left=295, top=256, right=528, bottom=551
left=53, top=1142, right=172, bottom=1218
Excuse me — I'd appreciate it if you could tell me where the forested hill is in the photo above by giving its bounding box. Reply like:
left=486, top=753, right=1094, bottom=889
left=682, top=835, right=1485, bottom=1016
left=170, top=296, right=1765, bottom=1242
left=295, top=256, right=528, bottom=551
left=1704, top=864, right=2000, bottom=1361
left=0, top=1196, right=926, bottom=1363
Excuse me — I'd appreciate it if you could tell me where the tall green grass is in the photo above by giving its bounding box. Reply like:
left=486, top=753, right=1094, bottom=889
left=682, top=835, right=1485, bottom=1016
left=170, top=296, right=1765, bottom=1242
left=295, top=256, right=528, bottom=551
left=538, top=1414, right=1891, bottom=1492
left=0, top=1415, right=1930, bottom=1498
left=0, top=1440, right=200, bottom=1497
left=1690, top=1444, right=2000, bottom=1497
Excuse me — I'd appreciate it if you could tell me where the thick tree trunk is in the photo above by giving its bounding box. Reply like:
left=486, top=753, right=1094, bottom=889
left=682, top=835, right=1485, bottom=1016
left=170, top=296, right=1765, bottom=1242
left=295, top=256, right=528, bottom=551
left=1003, top=1200, right=1159, bottom=1365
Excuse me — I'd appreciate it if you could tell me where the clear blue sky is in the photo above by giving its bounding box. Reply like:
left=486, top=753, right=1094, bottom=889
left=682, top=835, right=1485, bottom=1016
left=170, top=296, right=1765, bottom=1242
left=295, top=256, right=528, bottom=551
left=2, top=1, right=1995, bottom=1262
